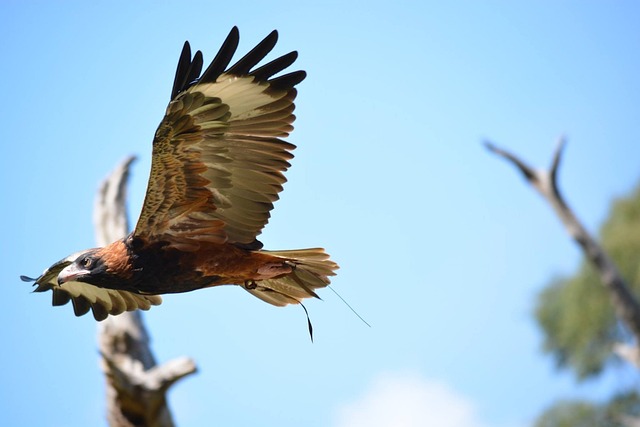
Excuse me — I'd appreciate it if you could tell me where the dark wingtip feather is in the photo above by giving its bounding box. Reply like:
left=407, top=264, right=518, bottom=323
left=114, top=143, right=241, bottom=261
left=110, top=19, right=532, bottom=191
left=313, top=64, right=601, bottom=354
left=251, top=51, right=298, bottom=81
left=171, top=46, right=205, bottom=99
left=199, top=27, right=241, bottom=84
left=226, top=29, right=278, bottom=76
left=20, top=275, right=36, bottom=282
left=171, top=41, right=193, bottom=99
left=187, top=50, right=204, bottom=87
left=269, top=70, right=307, bottom=90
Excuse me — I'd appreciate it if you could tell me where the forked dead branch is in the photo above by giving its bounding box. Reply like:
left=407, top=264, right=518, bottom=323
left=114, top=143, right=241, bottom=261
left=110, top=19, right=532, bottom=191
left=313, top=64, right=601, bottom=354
left=486, top=139, right=640, bottom=368
left=96, top=157, right=197, bottom=427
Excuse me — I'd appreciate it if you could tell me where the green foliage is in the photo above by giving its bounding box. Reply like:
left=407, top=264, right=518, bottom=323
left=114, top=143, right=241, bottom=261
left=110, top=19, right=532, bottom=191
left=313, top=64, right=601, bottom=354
left=534, top=400, right=601, bottom=427
left=534, top=391, right=640, bottom=427
left=535, top=184, right=640, bottom=379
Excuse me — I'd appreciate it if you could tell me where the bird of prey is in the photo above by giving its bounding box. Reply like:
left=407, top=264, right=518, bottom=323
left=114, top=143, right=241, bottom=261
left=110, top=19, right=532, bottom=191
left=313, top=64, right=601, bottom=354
left=21, top=27, right=338, bottom=321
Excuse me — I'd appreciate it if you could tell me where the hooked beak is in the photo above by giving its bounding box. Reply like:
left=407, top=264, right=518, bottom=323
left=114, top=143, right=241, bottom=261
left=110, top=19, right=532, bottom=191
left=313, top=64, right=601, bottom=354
left=57, top=263, right=89, bottom=285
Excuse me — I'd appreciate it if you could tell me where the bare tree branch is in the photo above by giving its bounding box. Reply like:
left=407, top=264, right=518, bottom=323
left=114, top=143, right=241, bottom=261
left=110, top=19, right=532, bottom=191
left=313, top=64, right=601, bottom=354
left=94, top=156, right=198, bottom=426
left=486, top=139, right=640, bottom=368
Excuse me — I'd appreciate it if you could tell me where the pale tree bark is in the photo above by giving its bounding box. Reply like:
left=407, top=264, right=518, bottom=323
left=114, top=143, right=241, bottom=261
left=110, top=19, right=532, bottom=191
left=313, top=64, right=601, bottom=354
left=486, top=139, right=640, bottom=368
left=94, top=156, right=198, bottom=427
left=620, top=414, right=640, bottom=427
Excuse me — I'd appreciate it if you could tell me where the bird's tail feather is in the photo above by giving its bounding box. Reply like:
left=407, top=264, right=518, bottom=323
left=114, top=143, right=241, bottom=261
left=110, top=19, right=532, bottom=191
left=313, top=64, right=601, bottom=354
left=245, top=248, right=338, bottom=306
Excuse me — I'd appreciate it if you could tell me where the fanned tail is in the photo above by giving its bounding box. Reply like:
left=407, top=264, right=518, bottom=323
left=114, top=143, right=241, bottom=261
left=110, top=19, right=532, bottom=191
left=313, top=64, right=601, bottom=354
left=245, top=248, right=339, bottom=306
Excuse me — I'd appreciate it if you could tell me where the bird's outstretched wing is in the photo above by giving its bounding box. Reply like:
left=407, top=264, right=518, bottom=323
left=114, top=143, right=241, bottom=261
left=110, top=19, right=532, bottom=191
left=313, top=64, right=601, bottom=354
left=21, top=252, right=162, bottom=321
left=133, top=27, right=306, bottom=250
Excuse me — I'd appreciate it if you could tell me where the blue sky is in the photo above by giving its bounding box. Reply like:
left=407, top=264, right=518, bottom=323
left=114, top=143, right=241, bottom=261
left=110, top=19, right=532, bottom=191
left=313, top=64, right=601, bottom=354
left=2, top=1, right=640, bottom=426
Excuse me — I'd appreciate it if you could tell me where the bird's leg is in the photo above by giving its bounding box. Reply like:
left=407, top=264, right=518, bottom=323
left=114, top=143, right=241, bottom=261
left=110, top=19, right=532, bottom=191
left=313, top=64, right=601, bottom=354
left=244, top=279, right=257, bottom=290
left=256, top=262, right=294, bottom=279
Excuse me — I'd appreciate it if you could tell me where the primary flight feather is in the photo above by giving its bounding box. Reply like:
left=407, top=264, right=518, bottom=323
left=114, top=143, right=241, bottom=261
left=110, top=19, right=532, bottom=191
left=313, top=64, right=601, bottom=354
left=21, top=27, right=338, bottom=321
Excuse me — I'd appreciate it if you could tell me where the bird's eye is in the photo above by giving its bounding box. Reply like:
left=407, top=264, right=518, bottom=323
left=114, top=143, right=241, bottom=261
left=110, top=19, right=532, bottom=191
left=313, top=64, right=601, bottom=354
left=80, top=257, right=92, bottom=269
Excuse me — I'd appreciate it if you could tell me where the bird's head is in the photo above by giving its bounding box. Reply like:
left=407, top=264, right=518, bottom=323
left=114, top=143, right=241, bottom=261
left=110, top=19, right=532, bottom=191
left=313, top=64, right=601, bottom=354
left=57, top=249, right=106, bottom=286
left=57, top=240, right=134, bottom=289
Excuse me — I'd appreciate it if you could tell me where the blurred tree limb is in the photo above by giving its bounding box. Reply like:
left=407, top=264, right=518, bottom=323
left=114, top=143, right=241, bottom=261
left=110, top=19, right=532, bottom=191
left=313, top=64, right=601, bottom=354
left=94, top=156, right=197, bottom=426
left=485, top=139, right=640, bottom=368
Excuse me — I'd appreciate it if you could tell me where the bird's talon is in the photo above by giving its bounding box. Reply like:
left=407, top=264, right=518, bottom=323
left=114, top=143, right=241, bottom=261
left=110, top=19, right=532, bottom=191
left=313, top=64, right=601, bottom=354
left=244, top=280, right=257, bottom=290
